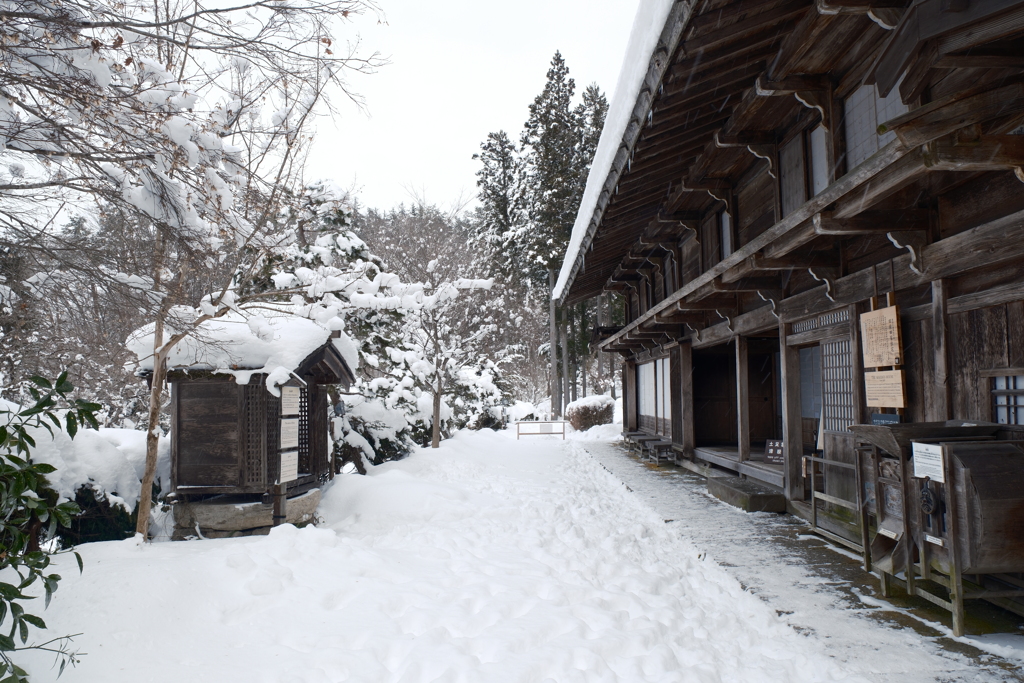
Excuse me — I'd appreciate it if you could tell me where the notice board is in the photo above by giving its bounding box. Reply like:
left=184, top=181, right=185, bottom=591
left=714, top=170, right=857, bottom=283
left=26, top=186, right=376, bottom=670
left=865, top=370, right=906, bottom=408
left=860, top=306, right=902, bottom=367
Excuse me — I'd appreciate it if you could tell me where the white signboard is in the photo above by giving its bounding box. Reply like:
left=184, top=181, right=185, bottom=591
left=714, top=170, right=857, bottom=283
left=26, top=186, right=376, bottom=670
left=280, top=418, right=299, bottom=449
left=279, top=450, right=298, bottom=483
left=281, top=387, right=301, bottom=416
left=912, top=442, right=945, bottom=482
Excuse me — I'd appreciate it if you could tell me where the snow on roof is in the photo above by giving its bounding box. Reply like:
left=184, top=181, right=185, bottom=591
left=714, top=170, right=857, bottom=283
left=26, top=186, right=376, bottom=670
left=127, top=310, right=357, bottom=394
left=553, top=0, right=680, bottom=303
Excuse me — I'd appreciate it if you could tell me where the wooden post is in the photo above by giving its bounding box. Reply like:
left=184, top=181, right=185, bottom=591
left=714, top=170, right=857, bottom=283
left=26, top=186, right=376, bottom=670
left=670, top=345, right=683, bottom=447
left=931, top=279, right=952, bottom=421
left=680, top=342, right=695, bottom=458
left=943, top=443, right=965, bottom=636
left=780, top=322, right=804, bottom=501
left=272, top=483, right=286, bottom=527
left=624, top=359, right=638, bottom=432
left=561, top=315, right=570, bottom=415
left=548, top=269, right=560, bottom=418
left=736, top=336, right=750, bottom=462
left=848, top=303, right=865, bottom=425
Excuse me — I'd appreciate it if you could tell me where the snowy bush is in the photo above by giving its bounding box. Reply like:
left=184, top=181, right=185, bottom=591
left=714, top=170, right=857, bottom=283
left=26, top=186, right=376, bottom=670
left=565, top=395, right=615, bottom=431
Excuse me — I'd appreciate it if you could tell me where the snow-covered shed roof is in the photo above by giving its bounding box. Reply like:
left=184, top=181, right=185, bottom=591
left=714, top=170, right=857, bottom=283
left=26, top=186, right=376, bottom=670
left=127, top=311, right=358, bottom=393
left=553, top=0, right=684, bottom=304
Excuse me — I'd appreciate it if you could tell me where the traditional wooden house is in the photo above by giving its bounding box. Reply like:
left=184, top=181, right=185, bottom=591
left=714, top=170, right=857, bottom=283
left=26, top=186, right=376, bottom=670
left=555, top=0, right=1024, bottom=633
left=129, top=312, right=356, bottom=536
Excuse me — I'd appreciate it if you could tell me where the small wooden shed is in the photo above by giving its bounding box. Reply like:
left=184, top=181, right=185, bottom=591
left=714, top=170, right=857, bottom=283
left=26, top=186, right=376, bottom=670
left=169, top=337, right=355, bottom=499
left=130, top=313, right=357, bottom=505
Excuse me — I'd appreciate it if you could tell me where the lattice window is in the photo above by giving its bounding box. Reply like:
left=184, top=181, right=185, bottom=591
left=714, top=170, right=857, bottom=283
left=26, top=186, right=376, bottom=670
left=792, top=309, right=850, bottom=334
left=993, top=375, right=1024, bottom=425
left=809, top=125, right=829, bottom=197
left=298, top=387, right=310, bottom=474
left=822, top=339, right=854, bottom=432
left=243, top=382, right=266, bottom=487
left=844, top=83, right=908, bottom=169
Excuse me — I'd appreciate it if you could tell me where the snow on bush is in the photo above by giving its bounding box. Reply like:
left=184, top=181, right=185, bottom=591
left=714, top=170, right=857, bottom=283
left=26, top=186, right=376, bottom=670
left=28, top=426, right=170, bottom=513
left=565, top=394, right=615, bottom=432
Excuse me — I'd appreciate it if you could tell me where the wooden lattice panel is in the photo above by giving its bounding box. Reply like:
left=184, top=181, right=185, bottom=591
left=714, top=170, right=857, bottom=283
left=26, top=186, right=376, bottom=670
left=822, top=338, right=854, bottom=433
left=298, top=387, right=310, bottom=475
left=243, top=382, right=266, bottom=488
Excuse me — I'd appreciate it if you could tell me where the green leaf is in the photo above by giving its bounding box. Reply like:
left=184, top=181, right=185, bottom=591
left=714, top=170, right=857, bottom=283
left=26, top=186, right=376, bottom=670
left=17, top=619, right=27, bottom=644
left=31, top=463, right=56, bottom=475
left=65, top=412, right=78, bottom=439
left=0, top=634, right=15, bottom=651
left=74, top=552, right=83, bottom=574
left=28, top=376, right=52, bottom=390
left=20, top=615, right=43, bottom=630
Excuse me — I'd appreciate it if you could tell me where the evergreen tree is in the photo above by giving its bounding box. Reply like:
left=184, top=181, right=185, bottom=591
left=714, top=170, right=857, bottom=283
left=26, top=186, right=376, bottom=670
left=520, top=51, right=581, bottom=285
left=473, top=131, right=526, bottom=282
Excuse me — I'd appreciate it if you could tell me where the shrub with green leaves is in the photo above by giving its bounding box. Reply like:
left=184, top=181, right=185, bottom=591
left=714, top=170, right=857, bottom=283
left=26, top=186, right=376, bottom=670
left=0, top=372, right=100, bottom=681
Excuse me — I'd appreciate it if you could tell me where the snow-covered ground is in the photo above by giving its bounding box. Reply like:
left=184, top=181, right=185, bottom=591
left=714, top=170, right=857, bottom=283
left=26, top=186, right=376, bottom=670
left=17, top=429, right=1022, bottom=681
left=584, top=440, right=1024, bottom=682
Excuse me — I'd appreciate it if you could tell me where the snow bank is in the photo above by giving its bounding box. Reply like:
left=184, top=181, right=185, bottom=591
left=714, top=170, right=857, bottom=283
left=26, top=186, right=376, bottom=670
left=554, top=0, right=677, bottom=301
left=23, top=430, right=865, bottom=682
left=29, top=426, right=169, bottom=511
left=127, top=310, right=354, bottom=394
left=565, top=393, right=616, bottom=412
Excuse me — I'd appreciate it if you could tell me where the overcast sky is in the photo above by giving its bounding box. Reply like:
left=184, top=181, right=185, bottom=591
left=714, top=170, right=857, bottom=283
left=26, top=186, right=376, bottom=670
left=305, top=0, right=642, bottom=212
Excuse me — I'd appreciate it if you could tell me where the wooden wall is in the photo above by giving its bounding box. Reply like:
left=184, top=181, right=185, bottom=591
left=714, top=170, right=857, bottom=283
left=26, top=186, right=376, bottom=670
left=950, top=301, right=1024, bottom=422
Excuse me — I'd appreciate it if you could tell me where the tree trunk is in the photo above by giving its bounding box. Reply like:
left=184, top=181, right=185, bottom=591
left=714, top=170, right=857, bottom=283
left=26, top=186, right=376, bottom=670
left=548, top=269, right=560, bottom=418
left=136, top=231, right=168, bottom=539
left=431, top=334, right=443, bottom=448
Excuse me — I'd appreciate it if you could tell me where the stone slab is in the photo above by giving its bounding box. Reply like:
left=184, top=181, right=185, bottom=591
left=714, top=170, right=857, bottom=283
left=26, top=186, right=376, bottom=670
left=707, top=476, right=786, bottom=513
left=173, top=488, right=321, bottom=533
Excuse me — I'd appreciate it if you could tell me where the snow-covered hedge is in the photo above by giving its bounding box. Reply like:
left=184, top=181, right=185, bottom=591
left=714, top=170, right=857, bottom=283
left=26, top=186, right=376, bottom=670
left=565, top=395, right=615, bottom=432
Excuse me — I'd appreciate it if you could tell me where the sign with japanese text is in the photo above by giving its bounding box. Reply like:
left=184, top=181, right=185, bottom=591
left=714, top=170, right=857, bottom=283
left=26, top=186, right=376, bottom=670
left=865, top=370, right=906, bottom=408
left=861, top=306, right=902, bottom=367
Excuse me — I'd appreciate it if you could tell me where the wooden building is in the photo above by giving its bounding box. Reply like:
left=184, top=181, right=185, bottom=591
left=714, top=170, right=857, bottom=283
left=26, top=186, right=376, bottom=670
left=555, top=0, right=1024, bottom=631
left=168, top=335, right=355, bottom=500
left=130, top=313, right=357, bottom=536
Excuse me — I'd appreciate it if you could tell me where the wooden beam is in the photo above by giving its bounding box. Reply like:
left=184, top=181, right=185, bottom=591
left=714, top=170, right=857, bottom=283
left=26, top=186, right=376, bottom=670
left=755, top=73, right=829, bottom=96
left=922, top=135, right=1024, bottom=173
left=714, top=131, right=776, bottom=147
left=684, top=0, right=810, bottom=53
left=736, top=336, right=750, bottom=462
left=748, top=253, right=838, bottom=270
left=813, top=209, right=931, bottom=235
left=934, top=54, right=1024, bottom=69
left=710, top=276, right=784, bottom=292
left=877, top=81, right=1024, bottom=149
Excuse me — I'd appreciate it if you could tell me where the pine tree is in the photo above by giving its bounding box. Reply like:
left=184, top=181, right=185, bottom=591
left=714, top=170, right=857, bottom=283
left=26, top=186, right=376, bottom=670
left=520, top=51, right=581, bottom=285
left=473, top=131, right=526, bottom=282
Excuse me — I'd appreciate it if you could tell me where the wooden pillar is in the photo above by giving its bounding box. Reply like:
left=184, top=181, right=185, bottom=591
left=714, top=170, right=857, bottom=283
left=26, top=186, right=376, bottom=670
left=849, top=303, right=865, bottom=425
left=561, top=316, right=570, bottom=414
left=736, top=336, right=750, bottom=462
left=624, top=359, right=637, bottom=431
left=272, top=483, right=286, bottom=527
left=780, top=322, right=804, bottom=501
left=670, top=346, right=683, bottom=445
left=931, top=279, right=952, bottom=421
left=680, top=342, right=695, bottom=457
left=548, top=269, right=559, bottom=418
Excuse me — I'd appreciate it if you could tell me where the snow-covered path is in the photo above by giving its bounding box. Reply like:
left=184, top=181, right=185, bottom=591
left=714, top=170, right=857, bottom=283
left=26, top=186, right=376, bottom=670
left=581, top=439, right=1024, bottom=682
left=23, top=429, right=867, bottom=683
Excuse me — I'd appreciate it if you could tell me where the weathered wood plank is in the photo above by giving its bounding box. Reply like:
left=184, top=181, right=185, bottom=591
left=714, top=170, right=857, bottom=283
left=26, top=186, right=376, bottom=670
left=737, top=336, right=751, bottom=461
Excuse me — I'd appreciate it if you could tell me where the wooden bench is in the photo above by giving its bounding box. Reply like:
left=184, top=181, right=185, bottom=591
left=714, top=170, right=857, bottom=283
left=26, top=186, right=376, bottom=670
left=643, top=439, right=675, bottom=463
left=516, top=421, right=568, bottom=440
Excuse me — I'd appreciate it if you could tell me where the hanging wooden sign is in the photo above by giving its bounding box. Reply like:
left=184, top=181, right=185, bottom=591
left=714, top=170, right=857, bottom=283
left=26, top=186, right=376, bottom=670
left=865, top=370, right=906, bottom=408
left=860, top=306, right=902, bottom=367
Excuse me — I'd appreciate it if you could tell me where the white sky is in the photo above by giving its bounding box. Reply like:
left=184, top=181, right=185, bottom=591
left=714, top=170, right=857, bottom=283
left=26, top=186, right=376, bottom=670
left=306, top=0, right=642, bottom=212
